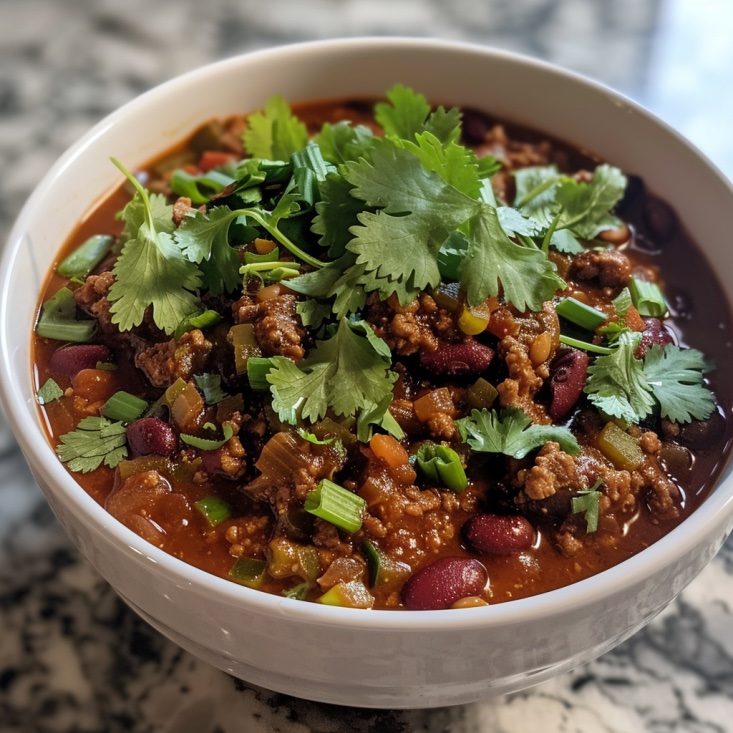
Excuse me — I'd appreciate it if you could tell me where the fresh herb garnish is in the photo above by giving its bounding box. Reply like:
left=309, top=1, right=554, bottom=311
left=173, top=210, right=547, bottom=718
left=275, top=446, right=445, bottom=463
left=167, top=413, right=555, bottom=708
left=571, top=479, right=603, bottom=533
left=108, top=159, right=203, bottom=334
left=194, top=373, right=227, bottom=405
left=266, top=318, right=397, bottom=425
left=180, top=423, right=234, bottom=450
left=584, top=333, right=714, bottom=424
left=56, top=416, right=128, bottom=473
left=37, top=378, right=64, bottom=405
left=455, top=407, right=580, bottom=459
left=243, top=94, right=308, bottom=161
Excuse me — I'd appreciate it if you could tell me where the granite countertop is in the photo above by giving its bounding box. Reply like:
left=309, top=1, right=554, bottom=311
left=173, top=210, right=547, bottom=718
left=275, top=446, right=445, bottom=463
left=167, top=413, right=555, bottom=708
left=2, top=1, right=733, bottom=731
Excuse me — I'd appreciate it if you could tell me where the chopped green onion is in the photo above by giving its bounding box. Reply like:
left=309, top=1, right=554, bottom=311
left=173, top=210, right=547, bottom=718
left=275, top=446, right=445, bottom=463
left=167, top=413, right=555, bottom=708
left=362, top=540, right=381, bottom=587
left=465, top=378, right=498, bottom=410
left=102, top=391, right=148, bottom=422
left=559, top=335, right=617, bottom=355
left=629, top=277, right=666, bottom=318
left=37, top=378, right=64, bottom=405
left=180, top=423, right=234, bottom=450
left=95, top=361, right=118, bottom=371
left=194, top=496, right=231, bottom=527
left=304, top=479, right=365, bottom=534
left=414, top=442, right=468, bottom=492
left=240, top=261, right=301, bottom=283
left=556, top=297, right=608, bottom=331
left=316, top=580, right=374, bottom=609
left=57, top=234, right=113, bottom=278
left=230, top=323, right=260, bottom=375
left=243, top=247, right=280, bottom=265
left=228, top=556, right=267, bottom=588
left=247, top=357, right=276, bottom=391
left=170, top=168, right=235, bottom=205
left=35, top=287, right=96, bottom=343
left=174, top=309, right=223, bottom=339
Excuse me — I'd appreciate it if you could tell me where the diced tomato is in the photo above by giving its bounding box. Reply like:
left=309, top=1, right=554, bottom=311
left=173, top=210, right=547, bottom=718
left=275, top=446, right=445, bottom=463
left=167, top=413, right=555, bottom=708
left=198, top=150, right=237, bottom=172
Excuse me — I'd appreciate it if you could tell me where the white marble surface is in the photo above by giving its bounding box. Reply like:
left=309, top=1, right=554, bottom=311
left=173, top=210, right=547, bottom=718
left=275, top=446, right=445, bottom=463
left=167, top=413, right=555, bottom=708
left=1, top=1, right=733, bottom=731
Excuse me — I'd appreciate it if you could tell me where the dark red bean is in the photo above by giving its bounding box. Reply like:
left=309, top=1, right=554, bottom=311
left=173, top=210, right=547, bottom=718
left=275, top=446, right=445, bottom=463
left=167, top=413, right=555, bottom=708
left=402, top=557, right=488, bottom=610
left=126, top=417, right=178, bottom=458
left=461, top=108, right=492, bottom=145
left=643, top=196, right=677, bottom=243
left=677, top=410, right=725, bottom=451
left=49, top=344, right=112, bottom=378
left=462, top=514, right=534, bottom=555
left=548, top=349, right=589, bottom=420
left=636, top=318, right=674, bottom=358
left=419, top=342, right=494, bottom=376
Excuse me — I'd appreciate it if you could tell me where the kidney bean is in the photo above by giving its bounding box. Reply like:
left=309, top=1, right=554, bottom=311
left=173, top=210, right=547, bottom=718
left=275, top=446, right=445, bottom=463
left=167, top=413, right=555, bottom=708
left=547, top=349, right=588, bottom=421
left=677, top=410, right=725, bottom=451
left=126, top=417, right=178, bottom=458
left=462, top=514, right=534, bottom=555
left=635, top=318, right=674, bottom=358
left=402, top=557, right=488, bottom=610
left=643, top=196, right=677, bottom=243
left=419, top=341, right=494, bottom=376
left=461, top=108, right=491, bottom=145
left=49, top=344, right=112, bottom=378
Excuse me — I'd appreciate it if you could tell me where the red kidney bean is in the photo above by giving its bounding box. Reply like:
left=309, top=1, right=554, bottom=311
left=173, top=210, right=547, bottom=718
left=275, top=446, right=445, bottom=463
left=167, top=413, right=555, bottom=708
left=643, top=196, right=677, bottom=243
left=548, top=349, right=588, bottom=420
left=126, top=417, right=178, bottom=458
left=402, top=557, right=488, bottom=610
left=677, top=410, right=725, bottom=450
left=419, top=342, right=494, bottom=376
left=461, top=108, right=492, bottom=145
left=636, top=318, right=674, bottom=358
left=49, top=344, right=112, bottom=378
left=462, top=514, right=534, bottom=555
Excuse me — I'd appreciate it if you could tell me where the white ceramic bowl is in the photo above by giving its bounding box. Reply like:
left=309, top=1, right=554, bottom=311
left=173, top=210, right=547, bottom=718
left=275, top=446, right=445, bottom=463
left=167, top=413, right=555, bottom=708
left=2, top=38, right=733, bottom=709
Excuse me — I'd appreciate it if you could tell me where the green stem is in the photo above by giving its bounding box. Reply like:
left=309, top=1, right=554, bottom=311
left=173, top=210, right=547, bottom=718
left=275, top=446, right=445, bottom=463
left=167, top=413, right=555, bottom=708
left=513, top=176, right=563, bottom=209
left=241, top=209, right=325, bottom=269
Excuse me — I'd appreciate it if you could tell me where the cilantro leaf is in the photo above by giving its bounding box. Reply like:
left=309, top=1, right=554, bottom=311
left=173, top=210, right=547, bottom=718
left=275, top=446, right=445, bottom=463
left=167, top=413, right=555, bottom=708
left=401, top=132, right=486, bottom=199
left=642, top=344, right=715, bottom=423
left=56, top=416, right=128, bottom=473
left=356, top=395, right=405, bottom=443
left=37, top=378, right=64, bottom=405
left=312, top=174, right=365, bottom=257
left=374, top=84, right=432, bottom=140
left=572, top=480, right=603, bottom=533
left=108, top=160, right=202, bottom=334
left=243, top=95, right=308, bottom=160
left=343, top=143, right=477, bottom=303
left=514, top=164, right=626, bottom=241
left=461, top=206, right=565, bottom=309
left=555, top=164, right=627, bottom=239
left=375, top=84, right=461, bottom=145
left=315, top=121, right=375, bottom=165
left=175, top=206, right=241, bottom=294
left=296, top=299, right=333, bottom=329
left=194, top=373, right=226, bottom=405
left=456, top=407, right=580, bottom=459
left=584, top=332, right=655, bottom=423
left=266, top=318, right=397, bottom=424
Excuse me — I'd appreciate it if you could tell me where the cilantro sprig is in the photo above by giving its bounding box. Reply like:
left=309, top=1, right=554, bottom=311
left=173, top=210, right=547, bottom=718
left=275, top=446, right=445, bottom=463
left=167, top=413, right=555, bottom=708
left=56, top=416, right=128, bottom=473
left=455, top=407, right=580, bottom=459
left=584, top=332, right=715, bottom=424
left=266, top=318, right=397, bottom=426
left=108, top=159, right=203, bottom=334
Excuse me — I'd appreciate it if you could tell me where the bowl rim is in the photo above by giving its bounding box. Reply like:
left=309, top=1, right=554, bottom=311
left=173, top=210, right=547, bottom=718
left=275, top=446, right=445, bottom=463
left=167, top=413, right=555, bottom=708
left=3, top=35, right=733, bottom=631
